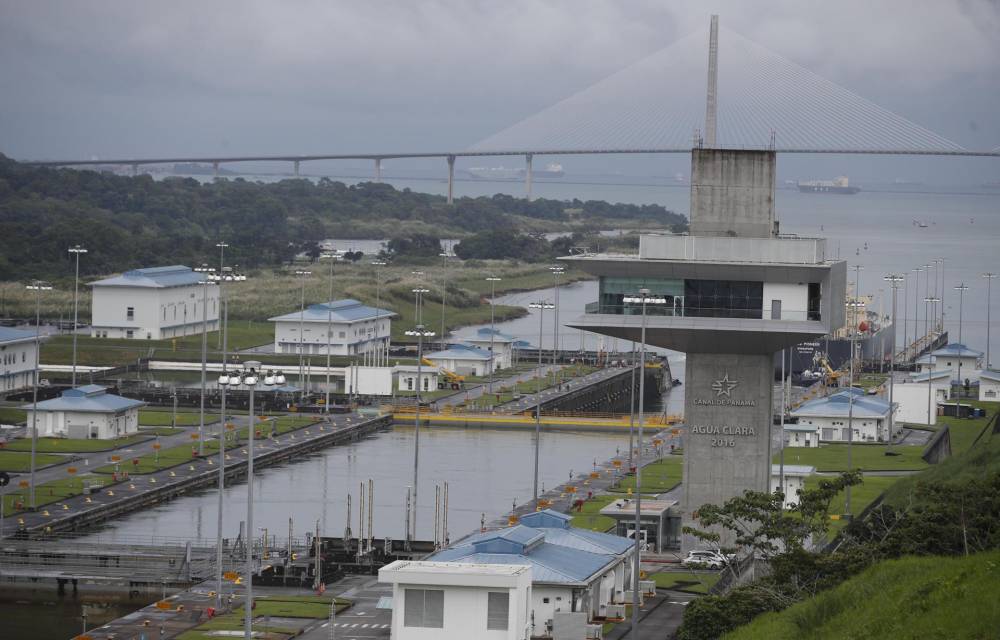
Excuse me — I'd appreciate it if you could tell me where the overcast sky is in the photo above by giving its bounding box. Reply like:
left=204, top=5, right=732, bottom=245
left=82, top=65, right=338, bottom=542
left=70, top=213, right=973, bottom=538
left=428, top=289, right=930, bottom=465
left=1, top=0, right=997, bottom=179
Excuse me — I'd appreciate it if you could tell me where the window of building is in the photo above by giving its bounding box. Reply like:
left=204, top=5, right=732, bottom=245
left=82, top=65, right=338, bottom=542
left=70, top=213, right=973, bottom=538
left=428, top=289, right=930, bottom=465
left=404, top=589, right=443, bottom=628
left=339, top=331, right=346, bottom=339
left=487, top=592, right=509, bottom=631
left=126, top=330, right=134, bottom=339
left=163, top=307, right=167, bottom=320
left=126, top=307, right=135, bottom=321
left=597, top=276, right=684, bottom=316
left=684, top=279, right=763, bottom=318
left=542, top=597, right=550, bottom=604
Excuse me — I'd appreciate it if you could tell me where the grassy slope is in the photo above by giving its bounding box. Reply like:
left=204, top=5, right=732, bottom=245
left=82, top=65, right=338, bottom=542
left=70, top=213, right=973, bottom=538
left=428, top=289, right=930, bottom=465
left=775, top=443, right=928, bottom=472
left=0, top=450, right=65, bottom=471
left=723, top=551, right=1000, bottom=640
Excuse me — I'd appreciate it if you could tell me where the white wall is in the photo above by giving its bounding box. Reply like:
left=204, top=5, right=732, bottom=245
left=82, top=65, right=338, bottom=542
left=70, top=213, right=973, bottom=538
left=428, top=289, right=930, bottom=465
left=396, top=371, right=439, bottom=392
left=785, top=428, right=818, bottom=447
left=349, top=366, right=393, bottom=396
left=770, top=473, right=808, bottom=508
left=979, top=378, right=1000, bottom=402
left=432, top=356, right=491, bottom=377
left=800, top=415, right=883, bottom=442
left=895, top=383, right=945, bottom=426
left=29, top=407, right=139, bottom=439
left=390, top=583, right=531, bottom=640
left=0, top=339, right=37, bottom=393
left=273, top=319, right=391, bottom=355
left=466, top=339, right=514, bottom=369
left=531, top=586, right=577, bottom=636
left=92, top=285, right=219, bottom=340
left=762, top=282, right=809, bottom=321
left=931, top=355, right=980, bottom=381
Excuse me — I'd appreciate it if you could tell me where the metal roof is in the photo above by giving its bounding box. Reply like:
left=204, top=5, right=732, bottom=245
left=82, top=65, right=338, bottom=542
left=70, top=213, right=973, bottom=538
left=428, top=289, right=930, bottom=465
left=519, top=509, right=573, bottom=529
left=0, top=327, right=38, bottom=344
left=770, top=464, right=815, bottom=476
left=469, top=328, right=518, bottom=343
left=784, top=424, right=818, bottom=432
left=536, top=527, right=634, bottom=556
left=931, top=343, right=983, bottom=358
left=23, top=385, right=146, bottom=413
left=429, top=543, right=615, bottom=586
left=790, top=390, right=891, bottom=419
left=268, top=299, right=395, bottom=324
left=424, top=344, right=493, bottom=361
left=980, top=370, right=1000, bottom=383
left=909, top=370, right=952, bottom=383
left=90, top=265, right=204, bottom=289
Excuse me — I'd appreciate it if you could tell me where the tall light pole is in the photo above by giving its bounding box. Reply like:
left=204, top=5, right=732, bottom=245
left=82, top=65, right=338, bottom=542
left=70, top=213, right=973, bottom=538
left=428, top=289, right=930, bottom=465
left=220, top=363, right=282, bottom=639
left=294, top=270, right=312, bottom=403
left=373, top=261, right=387, bottom=368
left=884, top=275, right=904, bottom=448
left=216, top=242, right=229, bottom=348
left=929, top=260, right=938, bottom=335
left=983, top=273, right=996, bottom=369
left=621, top=289, right=665, bottom=640
left=923, top=263, right=931, bottom=339
left=938, top=258, right=946, bottom=331
left=486, top=277, right=502, bottom=396
left=324, top=253, right=335, bottom=413
left=924, top=296, right=940, bottom=428
left=411, top=272, right=425, bottom=324
left=528, top=300, right=555, bottom=505
left=404, top=323, right=434, bottom=540
left=549, top=266, right=565, bottom=384
left=628, top=341, right=637, bottom=472
left=26, top=281, right=53, bottom=510
left=845, top=262, right=863, bottom=516
left=193, top=265, right=215, bottom=457
left=439, top=253, right=451, bottom=348
left=67, top=245, right=87, bottom=387
left=901, top=273, right=908, bottom=360
left=912, top=267, right=923, bottom=353
left=954, top=283, right=969, bottom=412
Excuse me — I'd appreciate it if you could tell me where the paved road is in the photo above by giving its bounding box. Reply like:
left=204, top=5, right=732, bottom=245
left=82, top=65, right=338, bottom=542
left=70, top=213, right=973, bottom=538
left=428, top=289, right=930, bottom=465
left=428, top=364, right=561, bottom=410
left=301, top=575, right=393, bottom=640
left=605, top=589, right=697, bottom=640
left=497, top=365, right=633, bottom=414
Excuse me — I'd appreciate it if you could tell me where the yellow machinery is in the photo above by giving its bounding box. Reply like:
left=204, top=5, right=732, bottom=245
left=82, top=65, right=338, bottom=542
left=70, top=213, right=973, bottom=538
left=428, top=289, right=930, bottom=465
left=819, top=357, right=841, bottom=384
left=421, top=357, right=465, bottom=389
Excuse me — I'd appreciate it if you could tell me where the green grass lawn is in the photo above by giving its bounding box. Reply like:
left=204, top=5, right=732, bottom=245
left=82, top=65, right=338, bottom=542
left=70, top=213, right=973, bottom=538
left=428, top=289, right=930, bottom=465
left=2, top=433, right=148, bottom=453
left=777, top=443, right=929, bottom=472
left=139, top=410, right=220, bottom=426
left=653, top=570, right=721, bottom=594
left=570, top=494, right=620, bottom=532
left=0, top=450, right=66, bottom=471
left=614, top=456, right=684, bottom=493
left=138, top=426, right=186, bottom=436
left=0, top=407, right=27, bottom=424
left=803, top=474, right=903, bottom=534
left=175, top=596, right=350, bottom=640
left=1, top=473, right=108, bottom=513
left=935, top=399, right=995, bottom=454
left=724, top=551, right=1000, bottom=640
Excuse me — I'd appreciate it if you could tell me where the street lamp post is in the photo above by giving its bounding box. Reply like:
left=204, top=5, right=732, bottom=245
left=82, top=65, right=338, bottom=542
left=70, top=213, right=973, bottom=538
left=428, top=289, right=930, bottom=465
left=404, top=324, right=434, bottom=540
left=954, top=284, right=969, bottom=412
left=628, top=341, right=636, bottom=471
left=923, top=263, right=931, bottom=339
left=486, top=277, right=502, bottom=397
left=216, top=242, right=229, bottom=348
left=902, top=273, right=908, bottom=360
left=549, top=266, right=565, bottom=385
left=924, top=296, right=940, bottom=428
left=219, top=363, right=282, bottom=639
left=621, top=289, right=665, bottom=640
left=194, top=266, right=215, bottom=457
left=845, top=264, right=863, bottom=516
left=324, top=253, right=336, bottom=413
left=984, top=273, right=997, bottom=369
left=912, top=267, right=922, bottom=353
left=939, top=258, right=946, bottom=331
left=67, top=245, right=87, bottom=387
left=294, top=270, right=312, bottom=404
left=439, top=254, right=451, bottom=348
left=25, top=281, right=53, bottom=510
left=411, top=272, right=425, bottom=324
left=527, top=300, right=555, bottom=505
left=373, top=261, right=387, bottom=368
left=884, top=275, right=904, bottom=449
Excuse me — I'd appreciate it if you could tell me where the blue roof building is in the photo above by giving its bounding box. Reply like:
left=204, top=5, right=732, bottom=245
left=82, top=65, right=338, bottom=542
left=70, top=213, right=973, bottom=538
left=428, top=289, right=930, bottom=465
left=23, top=385, right=145, bottom=440
left=428, top=510, right=637, bottom=625
left=424, top=344, right=496, bottom=377
left=268, top=299, right=395, bottom=358
left=464, top=328, right=518, bottom=369
left=791, top=389, right=892, bottom=442
left=89, top=265, right=220, bottom=340
left=0, top=327, right=42, bottom=395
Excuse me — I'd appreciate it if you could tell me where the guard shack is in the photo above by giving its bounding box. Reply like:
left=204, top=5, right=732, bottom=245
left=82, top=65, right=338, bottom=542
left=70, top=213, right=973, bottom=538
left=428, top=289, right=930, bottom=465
left=599, top=498, right=680, bottom=552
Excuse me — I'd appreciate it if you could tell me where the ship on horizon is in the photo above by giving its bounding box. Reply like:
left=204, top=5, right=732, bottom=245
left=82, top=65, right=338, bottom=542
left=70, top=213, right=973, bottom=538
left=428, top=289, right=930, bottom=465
left=465, top=163, right=565, bottom=180
left=797, top=176, right=861, bottom=194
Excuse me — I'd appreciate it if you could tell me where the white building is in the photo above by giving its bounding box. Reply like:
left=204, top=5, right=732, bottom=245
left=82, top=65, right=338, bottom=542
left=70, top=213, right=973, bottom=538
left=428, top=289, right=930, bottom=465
left=423, top=344, right=495, bottom=378
left=393, top=365, right=440, bottom=394
left=918, top=343, right=983, bottom=383
left=784, top=423, right=818, bottom=448
left=790, top=388, right=892, bottom=442
left=980, top=370, right=1000, bottom=402
left=896, top=370, right=951, bottom=425
left=0, top=327, right=40, bottom=394
left=379, top=561, right=533, bottom=640
left=268, top=299, right=394, bottom=358
left=23, top=385, right=145, bottom=439
left=465, top=329, right=517, bottom=370
left=770, top=464, right=815, bottom=509
left=427, top=510, right=636, bottom=635
left=90, top=265, right=219, bottom=340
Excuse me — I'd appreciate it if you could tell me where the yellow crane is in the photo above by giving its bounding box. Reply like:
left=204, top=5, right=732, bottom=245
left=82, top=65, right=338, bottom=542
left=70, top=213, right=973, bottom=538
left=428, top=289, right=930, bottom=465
left=421, top=356, right=465, bottom=390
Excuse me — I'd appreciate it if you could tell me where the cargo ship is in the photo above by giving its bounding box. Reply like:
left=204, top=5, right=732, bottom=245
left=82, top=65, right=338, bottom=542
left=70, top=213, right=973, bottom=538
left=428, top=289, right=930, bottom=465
left=797, top=176, right=860, bottom=194
left=465, top=163, right=565, bottom=180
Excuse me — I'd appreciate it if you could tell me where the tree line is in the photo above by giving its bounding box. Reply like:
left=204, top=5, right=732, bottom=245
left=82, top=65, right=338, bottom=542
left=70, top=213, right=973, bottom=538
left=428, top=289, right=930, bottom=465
left=0, top=153, right=685, bottom=280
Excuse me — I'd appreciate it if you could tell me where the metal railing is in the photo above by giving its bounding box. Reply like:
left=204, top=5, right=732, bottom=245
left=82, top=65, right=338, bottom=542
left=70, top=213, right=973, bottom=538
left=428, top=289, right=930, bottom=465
left=584, top=302, right=820, bottom=321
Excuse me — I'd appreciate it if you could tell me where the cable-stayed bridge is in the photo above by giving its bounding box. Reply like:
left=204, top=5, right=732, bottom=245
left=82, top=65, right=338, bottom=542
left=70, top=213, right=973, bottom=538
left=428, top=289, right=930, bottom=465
left=21, top=17, right=999, bottom=203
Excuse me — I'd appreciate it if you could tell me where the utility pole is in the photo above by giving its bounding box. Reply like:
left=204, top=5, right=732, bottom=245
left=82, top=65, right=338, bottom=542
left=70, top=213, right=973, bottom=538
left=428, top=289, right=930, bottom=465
left=404, top=318, right=433, bottom=540
left=26, top=281, right=52, bottom=509
left=67, top=245, right=87, bottom=387
left=528, top=300, right=554, bottom=505
left=295, top=270, right=312, bottom=404
left=486, top=277, right=502, bottom=398
left=954, top=284, right=969, bottom=415
left=984, top=273, right=996, bottom=369
left=884, top=274, right=904, bottom=449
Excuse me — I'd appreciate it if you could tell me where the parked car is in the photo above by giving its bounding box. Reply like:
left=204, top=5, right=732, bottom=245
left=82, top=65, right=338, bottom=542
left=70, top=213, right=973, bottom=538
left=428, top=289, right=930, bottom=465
left=682, top=550, right=728, bottom=569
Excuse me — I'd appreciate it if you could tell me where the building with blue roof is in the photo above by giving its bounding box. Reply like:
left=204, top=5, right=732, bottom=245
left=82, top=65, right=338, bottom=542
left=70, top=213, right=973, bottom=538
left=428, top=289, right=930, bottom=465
left=790, top=389, right=893, bottom=442
left=89, top=265, right=219, bottom=340
left=464, top=328, right=518, bottom=369
left=0, top=327, right=41, bottom=395
left=980, top=370, right=1000, bottom=402
left=917, top=343, right=984, bottom=383
left=425, top=510, right=637, bottom=630
left=23, top=385, right=145, bottom=439
left=423, top=343, right=496, bottom=377
left=268, top=299, right=395, bottom=359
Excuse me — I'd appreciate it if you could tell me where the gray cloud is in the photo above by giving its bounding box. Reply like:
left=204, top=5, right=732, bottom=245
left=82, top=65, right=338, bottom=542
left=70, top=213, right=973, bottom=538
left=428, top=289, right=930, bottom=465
left=0, top=0, right=997, bottom=160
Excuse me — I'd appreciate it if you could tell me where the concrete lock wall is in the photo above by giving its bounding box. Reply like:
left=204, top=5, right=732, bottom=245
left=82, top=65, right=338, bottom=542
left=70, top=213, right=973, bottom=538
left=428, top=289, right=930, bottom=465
left=682, top=352, right=774, bottom=551
left=689, top=149, right=776, bottom=238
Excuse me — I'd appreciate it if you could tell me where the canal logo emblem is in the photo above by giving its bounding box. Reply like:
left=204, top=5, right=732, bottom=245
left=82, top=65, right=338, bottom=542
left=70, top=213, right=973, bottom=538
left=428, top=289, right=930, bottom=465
left=711, top=372, right=738, bottom=397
